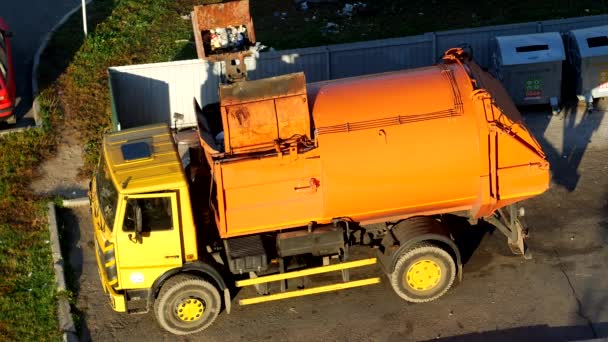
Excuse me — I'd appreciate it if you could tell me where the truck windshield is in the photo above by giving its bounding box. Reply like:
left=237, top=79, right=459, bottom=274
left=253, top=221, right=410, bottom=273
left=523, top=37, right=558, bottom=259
left=96, top=155, right=118, bottom=231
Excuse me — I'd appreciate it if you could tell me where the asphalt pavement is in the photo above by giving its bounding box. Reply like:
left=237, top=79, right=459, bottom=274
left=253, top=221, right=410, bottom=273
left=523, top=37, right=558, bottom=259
left=1, top=0, right=79, bottom=127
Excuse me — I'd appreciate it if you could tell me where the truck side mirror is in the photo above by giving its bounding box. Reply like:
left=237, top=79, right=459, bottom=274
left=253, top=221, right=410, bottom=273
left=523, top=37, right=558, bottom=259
left=127, top=200, right=144, bottom=244
left=134, top=204, right=143, bottom=243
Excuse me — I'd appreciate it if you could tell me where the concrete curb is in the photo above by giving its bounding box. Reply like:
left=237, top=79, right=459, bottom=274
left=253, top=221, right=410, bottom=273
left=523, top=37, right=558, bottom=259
left=47, top=202, right=78, bottom=342
left=62, top=197, right=90, bottom=208
left=0, top=125, right=36, bottom=136
left=30, top=0, right=94, bottom=127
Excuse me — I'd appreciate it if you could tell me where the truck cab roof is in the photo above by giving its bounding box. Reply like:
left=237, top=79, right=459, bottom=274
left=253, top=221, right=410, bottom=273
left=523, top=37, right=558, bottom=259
left=103, top=123, right=187, bottom=195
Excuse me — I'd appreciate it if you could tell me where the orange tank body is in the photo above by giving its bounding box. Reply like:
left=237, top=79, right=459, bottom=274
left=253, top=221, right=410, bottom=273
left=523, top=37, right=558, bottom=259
left=198, top=49, right=550, bottom=238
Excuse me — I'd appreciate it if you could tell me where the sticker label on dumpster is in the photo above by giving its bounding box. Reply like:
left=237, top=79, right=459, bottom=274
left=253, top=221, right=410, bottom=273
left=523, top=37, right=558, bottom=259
left=524, top=78, right=543, bottom=100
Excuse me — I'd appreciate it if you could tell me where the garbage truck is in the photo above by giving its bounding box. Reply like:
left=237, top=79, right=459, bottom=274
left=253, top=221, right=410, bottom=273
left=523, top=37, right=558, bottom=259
left=89, top=48, right=550, bottom=335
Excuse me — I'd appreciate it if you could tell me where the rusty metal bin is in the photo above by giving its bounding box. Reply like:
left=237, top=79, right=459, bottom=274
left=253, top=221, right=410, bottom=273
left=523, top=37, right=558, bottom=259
left=191, top=0, right=256, bottom=61
left=219, top=72, right=311, bottom=154
left=491, top=32, right=566, bottom=113
left=191, top=0, right=256, bottom=81
left=565, top=25, right=608, bottom=107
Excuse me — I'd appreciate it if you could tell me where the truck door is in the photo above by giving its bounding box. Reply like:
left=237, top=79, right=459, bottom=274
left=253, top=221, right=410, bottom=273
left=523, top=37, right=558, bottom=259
left=116, top=192, right=183, bottom=289
left=218, top=154, right=324, bottom=236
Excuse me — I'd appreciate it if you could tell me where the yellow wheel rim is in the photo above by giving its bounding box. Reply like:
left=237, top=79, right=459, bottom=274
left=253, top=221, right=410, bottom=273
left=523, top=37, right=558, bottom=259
left=176, top=298, right=205, bottom=322
left=405, top=259, right=442, bottom=291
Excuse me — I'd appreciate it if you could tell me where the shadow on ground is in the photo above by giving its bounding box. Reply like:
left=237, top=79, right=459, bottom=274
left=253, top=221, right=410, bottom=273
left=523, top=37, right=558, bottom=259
left=49, top=186, right=88, bottom=199
left=523, top=59, right=607, bottom=193
left=423, top=322, right=608, bottom=342
left=56, top=207, right=92, bottom=341
left=442, top=214, right=496, bottom=265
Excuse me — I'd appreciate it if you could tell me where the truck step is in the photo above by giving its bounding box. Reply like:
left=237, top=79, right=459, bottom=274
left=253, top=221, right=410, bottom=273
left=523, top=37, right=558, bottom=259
left=235, top=257, right=377, bottom=287
left=239, top=277, right=381, bottom=305
left=236, top=258, right=378, bottom=305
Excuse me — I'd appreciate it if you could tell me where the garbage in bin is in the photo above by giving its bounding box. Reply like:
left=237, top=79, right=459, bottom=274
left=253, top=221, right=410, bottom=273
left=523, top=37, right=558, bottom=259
left=565, top=25, right=608, bottom=109
left=208, top=25, right=250, bottom=52
left=491, top=32, right=566, bottom=114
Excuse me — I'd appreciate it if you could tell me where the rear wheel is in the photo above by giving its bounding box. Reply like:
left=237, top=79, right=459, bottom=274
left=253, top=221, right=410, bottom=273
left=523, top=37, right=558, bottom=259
left=390, top=244, right=456, bottom=303
left=154, top=275, right=221, bottom=335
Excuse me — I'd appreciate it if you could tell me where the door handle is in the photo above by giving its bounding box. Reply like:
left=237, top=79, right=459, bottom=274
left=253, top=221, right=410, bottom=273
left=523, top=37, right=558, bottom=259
left=294, top=178, right=319, bottom=192
left=164, top=255, right=180, bottom=259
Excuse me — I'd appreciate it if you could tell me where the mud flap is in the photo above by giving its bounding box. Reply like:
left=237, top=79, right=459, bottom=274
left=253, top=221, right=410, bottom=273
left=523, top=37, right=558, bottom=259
left=486, top=205, right=532, bottom=259
left=508, top=219, right=527, bottom=257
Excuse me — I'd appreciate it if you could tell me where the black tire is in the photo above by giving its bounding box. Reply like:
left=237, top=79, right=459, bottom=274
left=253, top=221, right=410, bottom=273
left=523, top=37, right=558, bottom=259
left=390, top=244, right=456, bottom=303
left=154, top=275, right=221, bottom=335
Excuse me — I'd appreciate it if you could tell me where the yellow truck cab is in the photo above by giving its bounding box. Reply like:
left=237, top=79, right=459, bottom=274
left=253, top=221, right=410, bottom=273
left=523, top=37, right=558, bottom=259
left=90, top=124, right=228, bottom=334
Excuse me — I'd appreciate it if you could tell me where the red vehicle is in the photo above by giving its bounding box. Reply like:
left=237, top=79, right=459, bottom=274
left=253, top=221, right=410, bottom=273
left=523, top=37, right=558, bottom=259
left=0, top=18, right=15, bottom=124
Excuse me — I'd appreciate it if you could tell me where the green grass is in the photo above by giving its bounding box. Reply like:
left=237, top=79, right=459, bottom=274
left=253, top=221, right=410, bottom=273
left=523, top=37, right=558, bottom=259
left=0, top=221, right=59, bottom=341
left=0, top=94, right=61, bottom=341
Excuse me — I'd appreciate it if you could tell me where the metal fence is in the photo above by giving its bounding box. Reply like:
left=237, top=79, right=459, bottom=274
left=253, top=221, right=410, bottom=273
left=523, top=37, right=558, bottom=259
left=109, top=14, right=608, bottom=130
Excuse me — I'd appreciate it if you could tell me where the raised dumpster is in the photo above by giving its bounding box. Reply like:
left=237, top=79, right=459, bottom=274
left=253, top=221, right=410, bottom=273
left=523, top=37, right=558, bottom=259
left=491, top=32, right=566, bottom=114
left=565, top=25, right=608, bottom=108
left=191, top=0, right=256, bottom=81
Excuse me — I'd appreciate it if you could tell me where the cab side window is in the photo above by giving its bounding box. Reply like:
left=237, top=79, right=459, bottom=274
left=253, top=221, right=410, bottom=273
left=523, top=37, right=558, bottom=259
left=123, top=197, right=173, bottom=232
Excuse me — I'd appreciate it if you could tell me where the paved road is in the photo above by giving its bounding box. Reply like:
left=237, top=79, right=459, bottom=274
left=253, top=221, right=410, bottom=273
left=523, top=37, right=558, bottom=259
left=59, top=144, right=608, bottom=341
left=1, top=0, right=79, bottom=127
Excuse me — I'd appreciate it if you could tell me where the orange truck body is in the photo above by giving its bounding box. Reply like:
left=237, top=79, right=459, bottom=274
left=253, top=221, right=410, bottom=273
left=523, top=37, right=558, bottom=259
left=197, top=49, right=550, bottom=239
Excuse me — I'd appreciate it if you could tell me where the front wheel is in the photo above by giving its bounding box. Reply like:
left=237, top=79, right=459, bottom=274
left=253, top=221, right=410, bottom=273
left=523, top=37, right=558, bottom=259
left=154, top=275, right=222, bottom=335
left=390, top=244, right=456, bottom=303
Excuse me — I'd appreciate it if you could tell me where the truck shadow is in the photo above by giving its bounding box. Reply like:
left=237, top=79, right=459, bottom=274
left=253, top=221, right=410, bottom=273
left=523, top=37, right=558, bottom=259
left=421, top=322, right=608, bottom=342
left=442, top=214, right=495, bottom=266
left=436, top=201, right=608, bottom=342
left=524, top=103, right=605, bottom=193
left=522, top=59, right=606, bottom=193
left=55, top=207, right=92, bottom=342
